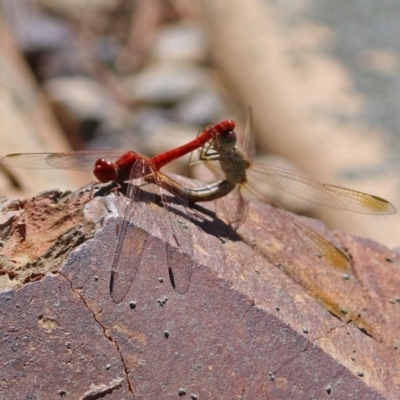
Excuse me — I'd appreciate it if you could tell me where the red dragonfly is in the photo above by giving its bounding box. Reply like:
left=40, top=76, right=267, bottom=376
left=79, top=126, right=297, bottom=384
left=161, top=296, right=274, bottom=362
left=0, top=120, right=235, bottom=303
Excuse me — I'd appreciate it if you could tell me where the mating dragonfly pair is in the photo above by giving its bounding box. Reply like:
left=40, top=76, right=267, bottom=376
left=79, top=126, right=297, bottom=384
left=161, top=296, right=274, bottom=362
left=0, top=120, right=396, bottom=303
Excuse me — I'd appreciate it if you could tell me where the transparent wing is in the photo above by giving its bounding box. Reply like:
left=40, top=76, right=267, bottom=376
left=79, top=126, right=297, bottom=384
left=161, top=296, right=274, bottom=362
left=248, top=163, right=396, bottom=215
left=110, top=159, right=155, bottom=304
left=241, top=106, right=256, bottom=160
left=202, top=158, right=225, bottom=180
left=240, top=181, right=351, bottom=272
left=215, top=185, right=248, bottom=231
left=152, top=172, right=193, bottom=294
left=196, top=137, right=225, bottom=180
left=0, top=150, right=126, bottom=171
left=109, top=162, right=194, bottom=303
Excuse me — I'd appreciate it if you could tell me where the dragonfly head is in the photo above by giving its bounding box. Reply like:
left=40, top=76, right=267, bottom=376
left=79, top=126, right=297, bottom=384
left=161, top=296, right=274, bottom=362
left=94, top=158, right=118, bottom=183
left=213, top=125, right=237, bottom=153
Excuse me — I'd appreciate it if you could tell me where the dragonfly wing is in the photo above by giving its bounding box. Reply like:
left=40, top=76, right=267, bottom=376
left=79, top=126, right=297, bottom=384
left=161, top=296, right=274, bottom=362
left=241, top=181, right=351, bottom=272
left=152, top=173, right=194, bottom=294
left=0, top=150, right=126, bottom=171
left=110, top=215, right=149, bottom=304
left=241, top=107, right=256, bottom=160
left=249, top=163, right=396, bottom=215
left=215, top=185, right=248, bottom=230
left=110, top=158, right=194, bottom=300
left=110, top=159, right=156, bottom=303
left=202, top=158, right=226, bottom=180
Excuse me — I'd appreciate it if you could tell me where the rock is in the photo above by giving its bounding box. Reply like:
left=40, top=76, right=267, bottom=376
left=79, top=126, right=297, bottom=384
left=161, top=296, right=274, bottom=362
left=44, top=76, right=117, bottom=123
left=150, top=23, right=208, bottom=64
left=40, top=0, right=117, bottom=16
left=123, top=63, right=211, bottom=106
left=44, top=76, right=127, bottom=143
left=0, top=182, right=398, bottom=398
left=173, top=89, right=225, bottom=126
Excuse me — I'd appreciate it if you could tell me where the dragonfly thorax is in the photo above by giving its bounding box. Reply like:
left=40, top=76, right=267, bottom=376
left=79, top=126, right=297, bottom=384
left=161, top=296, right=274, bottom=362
left=218, top=147, right=249, bottom=185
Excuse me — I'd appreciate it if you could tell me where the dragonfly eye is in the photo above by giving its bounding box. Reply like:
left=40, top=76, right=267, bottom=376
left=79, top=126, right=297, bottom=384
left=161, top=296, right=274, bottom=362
left=94, top=158, right=117, bottom=183
left=215, top=129, right=237, bottom=152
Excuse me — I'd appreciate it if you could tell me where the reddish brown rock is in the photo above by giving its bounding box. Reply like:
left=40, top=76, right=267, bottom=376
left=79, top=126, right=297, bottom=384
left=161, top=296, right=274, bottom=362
left=0, top=185, right=398, bottom=399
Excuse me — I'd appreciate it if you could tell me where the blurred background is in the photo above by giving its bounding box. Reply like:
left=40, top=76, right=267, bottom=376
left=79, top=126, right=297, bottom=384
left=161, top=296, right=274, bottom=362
left=0, top=0, right=399, bottom=248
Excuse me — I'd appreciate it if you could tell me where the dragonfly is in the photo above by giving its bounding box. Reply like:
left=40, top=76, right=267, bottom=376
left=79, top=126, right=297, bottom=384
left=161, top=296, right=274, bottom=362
left=159, top=117, right=397, bottom=271
left=0, top=120, right=235, bottom=303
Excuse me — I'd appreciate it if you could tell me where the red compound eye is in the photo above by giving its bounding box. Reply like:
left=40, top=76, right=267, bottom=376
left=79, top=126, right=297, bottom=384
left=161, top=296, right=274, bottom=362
left=93, top=158, right=117, bottom=183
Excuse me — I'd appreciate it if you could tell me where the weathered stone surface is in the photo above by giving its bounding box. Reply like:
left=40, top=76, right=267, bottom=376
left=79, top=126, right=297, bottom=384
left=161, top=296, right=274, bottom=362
left=0, top=184, right=398, bottom=399
left=0, top=274, right=130, bottom=399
